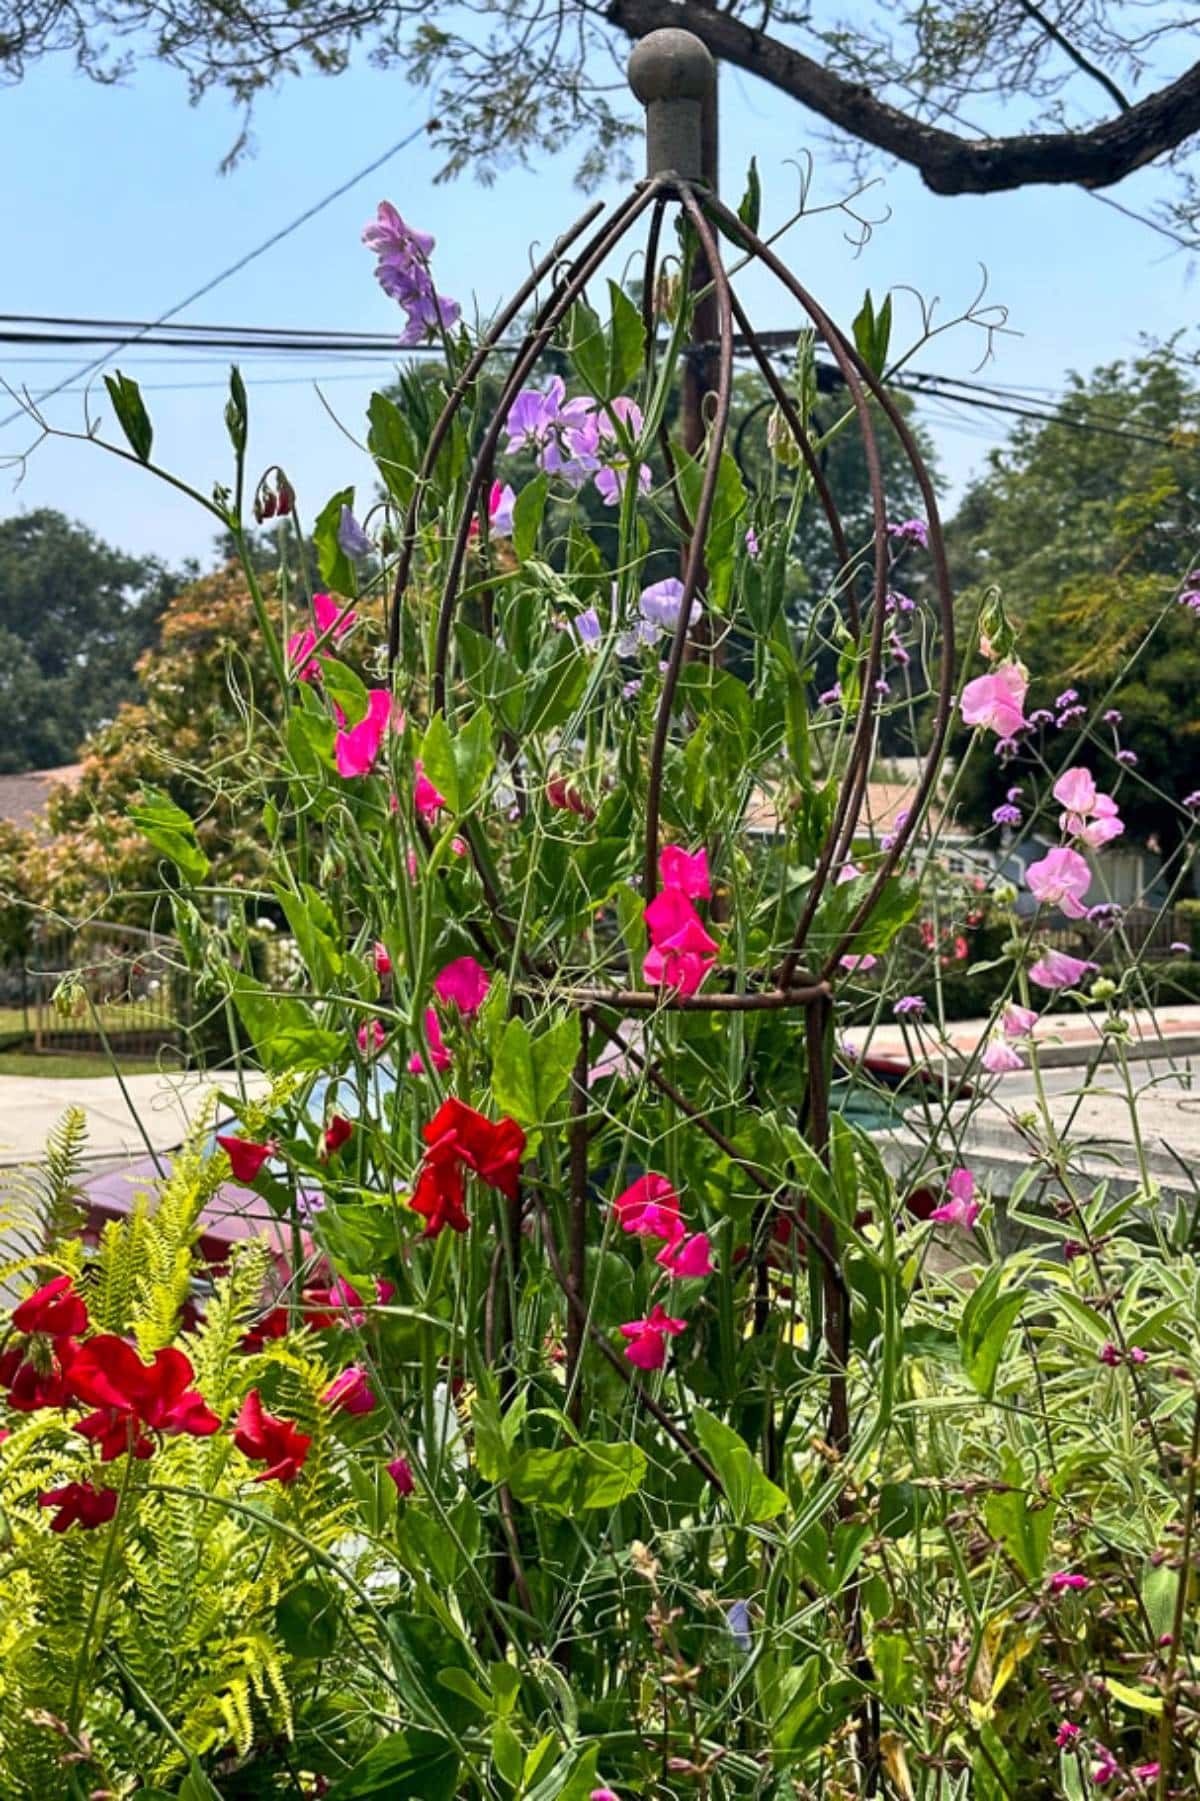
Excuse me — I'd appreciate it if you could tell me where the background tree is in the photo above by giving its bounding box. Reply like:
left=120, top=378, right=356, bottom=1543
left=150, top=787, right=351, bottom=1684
left=948, top=345, right=1200, bottom=849
left=0, top=510, right=179, bottom=774
left=5, top=1, right=1200, bottom=238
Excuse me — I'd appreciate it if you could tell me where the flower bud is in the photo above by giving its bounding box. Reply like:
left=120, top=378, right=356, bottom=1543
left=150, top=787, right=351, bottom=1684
left=1090, top=978, right=1117, bottom=1002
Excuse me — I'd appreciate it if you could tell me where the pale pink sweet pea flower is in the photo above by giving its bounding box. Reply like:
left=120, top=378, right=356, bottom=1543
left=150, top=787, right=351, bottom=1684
left=1002, top=1002, right=1038, bottom=1039
left=929, top=1167, right=980, bottom=1229
left=287, top=592, right=356, bottom=681
left=838, top=953, right=878, bottom=973
left=656, top=1232, right=714, bottom=1278
left=407, top=1008, right=452, bottom=1074
left=1030, top=948, right=1094, bottom=990
left=659, top=844, right=711, bottom=900
left=982, top=1037, right=1024, bottom=1073
left=1027, top=845, right=1092, bottom=919
left=1052, top=767, right=1096, bottom=815
left=1072, top=792, right=1124, bottom=849
left=960, top=663, right=1028, bottom=738
left=433, top=955, right=490, bottom=1015
left=335, top=689, right=395, bottom=780
left=413, top=760, right=446, bottom=820
left=620, top=1303, right=687, bottom=1370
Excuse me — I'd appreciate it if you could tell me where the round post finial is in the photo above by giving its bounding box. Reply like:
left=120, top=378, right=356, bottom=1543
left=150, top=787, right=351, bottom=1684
left=628, top=28, right=715, bottom=181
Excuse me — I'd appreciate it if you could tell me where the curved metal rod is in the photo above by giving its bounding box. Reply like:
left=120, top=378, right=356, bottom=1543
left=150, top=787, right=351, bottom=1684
left=642, top=183, right=735, bottom=901
left=703, top=198, right=956, bottom=984
left=432, top=180, right=665, bottom=715
left=724, top=284, right=860, bottom=639
left=694, top=202, right=894, bottom=983
left=386, top=199, right=606, bottom=670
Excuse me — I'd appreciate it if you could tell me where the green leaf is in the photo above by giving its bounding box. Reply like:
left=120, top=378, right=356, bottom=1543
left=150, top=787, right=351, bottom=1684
left=492, top=1720, right=524, bottom=1788
left=273, top=883, right=344, bottom=990
left=692, top=1407, right=789, bottom=1524
left=958, top=1266, right=1024, bottom=1399
left=491, top=1012, right=581, bottom=1128
left=230, top=974, right=344, bottom=1074
left=524, top=638, right=588, bottom=735
left=1104, top=1676, right=1164, bottom=1715
left=506, top=1441, right=647, bottom=1515
left=128, top=787, right=209, bottom=885
left=320, top=656, right=369, bottom=728
left=276, top=1581, right=341, bottom=1659
left=314, top=485, right=358, bottom=598
left=737, top=156, right=761, bottom=233
left=567, top=298, right=607, bottom=395
left=419, top=712, right=460, bottom=813
left=983, top=1461, right=1055, bottom=1585
left=368, top=391, right=418, bottom=506
left=224, top=364, right=248, bottom=456
left=607, top=280, right=646, bottom=395
left=324, top=1729, right=460, bottom=1799
left=104, top=370, right=153, bottom=462
left=852, top=291, right=892, bottom=375
left=512, top=471, right=548, bottom=563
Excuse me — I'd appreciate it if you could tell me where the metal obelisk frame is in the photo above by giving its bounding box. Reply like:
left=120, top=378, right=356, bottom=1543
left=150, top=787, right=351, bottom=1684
left=386, top=27, right=956, bottom=1703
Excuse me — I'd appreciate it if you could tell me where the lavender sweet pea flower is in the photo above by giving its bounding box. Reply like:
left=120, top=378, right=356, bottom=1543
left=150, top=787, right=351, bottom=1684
left=398, top=289, right=461, bottom=345
left=504, top=377, right=566, bottom=453
left=640, top=577, right=700, bottom=635
left=572, top=608, right=603, bottom=650
left=337, top=505, right=372, bottom=560
left=726, top=1599, right=753, bottom=1650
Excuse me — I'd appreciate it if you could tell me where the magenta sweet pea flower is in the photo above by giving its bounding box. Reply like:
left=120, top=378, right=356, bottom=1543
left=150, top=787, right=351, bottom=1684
left=1027, top=845, right=1092, bottom=919
left=488, top=480, right=516, bottom=537
left=960, top=663, right=1028, bottom=738
left=357, top=1019, right=386, bottom=1057
left=620, top=1303, right=687, bottom=1370
left=643, top=887, right=719, bottom=997
left=335, top=689, right=395, bottom=780
left=656, top=1231, right=714, bottom=1278
left=433, top=955, right=490, bottom=1016
left=387, top=1454, right=415, bottom=1496
left=1091, top=1747, right=1120, bottom=1787
left=288, top=592, right=356, bottom=681
left=1029, top=948, right=1094, bottom=991
left=323, top=1364, right=377, bottom=1415
left=613, top=1173, right=681, bottom=1242
left=413, top=759, right=446, bottom=820
left=374, top=941, right=392, bottom=977
left=1055, top=1721, right=1081, bottom=1748
left=659, top=844, right=711, bottom=900
left=929, top=1167, right=979, bottom=1229
left=407, top=1008, right=452, bottom=1074
left=1048, top=1571, right=1091, bottom=1593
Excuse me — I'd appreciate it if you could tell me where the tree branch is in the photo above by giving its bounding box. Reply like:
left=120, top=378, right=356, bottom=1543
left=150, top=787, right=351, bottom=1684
left=603, top=0, right=1200, bottom=194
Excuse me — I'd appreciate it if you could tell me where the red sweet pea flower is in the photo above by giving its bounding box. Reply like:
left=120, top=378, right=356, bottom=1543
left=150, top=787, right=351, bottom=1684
left=411, top=1144, right=470, bottom=1237
left=75, top=1408, right=155, bottom=1462
left=38, top=1480, right=119, bottom=1534
left=1, top=1338, right=79, bottom=1411
left=546, top=775, right=595, bottom=820
left=239, top=1305, right=291, bottom=1352
left=12, top=1274, right=88, bottom=1338
left=68, top=1337, right=220, bottom=1439
left=216, top=1135, right=277, bottom=1183
left=423, top=1099, right=526, bottom=1202
left=233, top=1389, right=312, bottom=1483
left=323, top=1364, right=376, bottom=1415
left=321, top=1114, right=354, bottom=1159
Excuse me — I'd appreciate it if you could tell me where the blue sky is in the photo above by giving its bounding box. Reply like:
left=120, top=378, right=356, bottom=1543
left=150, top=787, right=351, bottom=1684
left=0, top=45, right=1193, bottom=568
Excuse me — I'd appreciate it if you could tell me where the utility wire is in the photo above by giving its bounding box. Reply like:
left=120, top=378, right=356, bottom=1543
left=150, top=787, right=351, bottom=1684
left=0, top=117, right=435, bottom=432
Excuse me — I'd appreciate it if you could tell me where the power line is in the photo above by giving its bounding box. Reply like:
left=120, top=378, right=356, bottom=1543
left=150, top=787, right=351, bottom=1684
left=0, top=116, right=435, bottom=432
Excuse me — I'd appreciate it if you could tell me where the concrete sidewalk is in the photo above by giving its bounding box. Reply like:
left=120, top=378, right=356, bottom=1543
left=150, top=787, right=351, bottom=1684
left=845, top=1002, right=1200, bottom=1070
left=0, top=1070, right=268, bottom=1168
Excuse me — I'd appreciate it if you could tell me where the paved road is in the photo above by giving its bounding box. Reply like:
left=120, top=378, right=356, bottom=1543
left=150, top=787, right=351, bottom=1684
left=0, top=1070, right=268, bottom=1168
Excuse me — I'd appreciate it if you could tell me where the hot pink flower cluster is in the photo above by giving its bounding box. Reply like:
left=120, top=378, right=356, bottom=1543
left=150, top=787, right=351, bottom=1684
left=287, top=593, right=356, bottom=682
left=643, top=846, right=719, bottom=997
left=611, top=1173, right=715, bottom=1368
left=408, top=955, right=491, bottom=1075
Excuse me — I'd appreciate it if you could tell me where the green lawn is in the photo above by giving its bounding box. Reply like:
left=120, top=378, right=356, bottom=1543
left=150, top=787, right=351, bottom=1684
left=0, top=1050, right=170, bottom=1078
left=0, top=1001, right=177, bottom=1036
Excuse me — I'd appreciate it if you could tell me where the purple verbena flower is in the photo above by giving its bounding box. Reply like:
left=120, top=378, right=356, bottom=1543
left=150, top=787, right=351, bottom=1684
left=1115, top=748, right=1138, bottom=766
left=992, top=803, right=1022, bottom=826
left=893, top=995, right=926, bottom=1018
left=1103, top=708, right=1123, bottom=725
left=1055, top=688, right=1079, bottom=709
left=888, top=518, right=928, bottom=548
left=1027, top=708, right=1054, bottom=727
left=1056, top=705, right=1086, bottom=728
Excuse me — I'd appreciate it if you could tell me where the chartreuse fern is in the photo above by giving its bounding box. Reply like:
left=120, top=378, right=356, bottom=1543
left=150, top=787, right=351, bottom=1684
left=0, top=1116, right=402, bottom=1798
